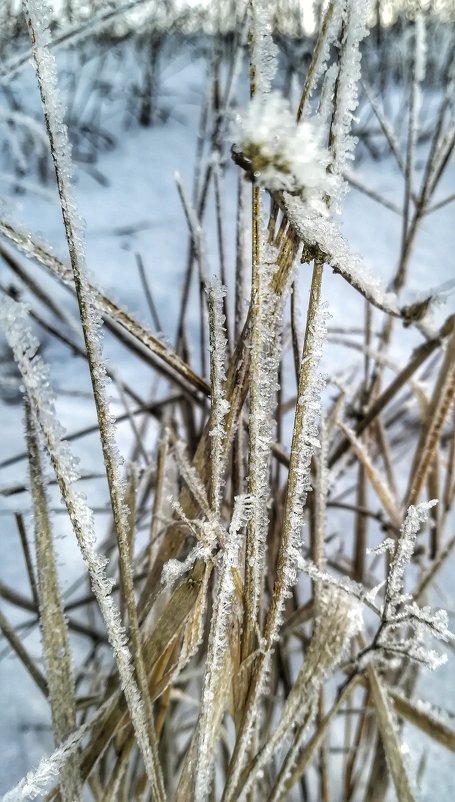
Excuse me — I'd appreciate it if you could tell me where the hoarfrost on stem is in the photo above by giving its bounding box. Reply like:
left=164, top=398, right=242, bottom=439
left=22, top=6, right=168, bottom=792
left=275, top=302, right=331, bottom=622
left=207, top=276, right=230, bottom=516
left=330, top=0, right=371, bottom=185
left=194, top=495, right=253, bottom=801
left=386, top=501, right=439, bottom=611
left=23, top=0, right=130, bottom=542
left=281, top=195, right=402, bottom=317
left=250, top=0, right=278, bottom=97
left=360, top=501, right=452, bottom=671
left=246, top=243, right=286, bottom=649
left=222, top=301, right=330, bottom=802
left=311, top=1, right=344, bottom=95
left=237, top=586, right=362, bottom=802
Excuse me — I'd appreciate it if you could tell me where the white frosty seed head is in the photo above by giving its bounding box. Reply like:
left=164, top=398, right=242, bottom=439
left=232, top=92, right=338, bottom=212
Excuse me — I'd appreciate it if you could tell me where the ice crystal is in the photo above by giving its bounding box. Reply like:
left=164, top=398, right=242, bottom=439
left=161, top=496, right=218, bottom=586
left=161, top=541, right=214, bottom=587
left=316, top=62, right=339, bottom=139
left=330, top=0, right=371, bottom=184
left=310, top=1, right=344, bottom=99
left=386, top=501, right=438, bottom=609
left=367, top=538, right=395, bottom=556
left=173, top=441, right=214, bottom=522
left=300, top=557, right=380, bottom=613
left=251, top=0, right=278, bottom=97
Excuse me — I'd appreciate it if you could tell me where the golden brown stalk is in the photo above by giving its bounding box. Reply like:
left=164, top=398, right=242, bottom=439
left=26, top=404, right=82, bottom=802
left=338, top=422, right=401, bottom=528
left=390, top=691, right=455, bottom=753
left=238, top=587, right=361, bottom=802
left=406, top=328, right=455, bottom=505
left=366, top=662, right=416, bottom=802
left=0, top=607, right=48, bottom=696
left=274, top=676, right=360, bottom=801
left=0, top=222, right=210, bottom=398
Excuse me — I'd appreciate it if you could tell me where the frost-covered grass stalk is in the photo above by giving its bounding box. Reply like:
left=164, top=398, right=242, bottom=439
left=25, top=404, right=82, bottom=802
left=207, top=277, right=230, bottom=516
left=0, top=295, right=166, bottom=799
left=21, top=1, right=166, bottom=798
left=1, top=2, right=455, bottom=802
left=240, top=0, right=279, bottom=677
left=242, top=244, right=284, bottom=663
left=194, top=494, right=253, bottom=801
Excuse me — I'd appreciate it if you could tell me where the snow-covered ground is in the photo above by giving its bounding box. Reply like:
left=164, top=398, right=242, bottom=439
left=0, top=36, right=454, bottom=798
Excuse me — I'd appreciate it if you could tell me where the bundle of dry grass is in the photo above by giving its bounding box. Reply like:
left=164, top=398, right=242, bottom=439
left=0, top=2, right=454, bottom=801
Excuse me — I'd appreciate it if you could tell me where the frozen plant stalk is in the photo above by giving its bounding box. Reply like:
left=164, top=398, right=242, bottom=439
left=22, top=2, right=165, bottom=797
left=237, top=587, right=362, bottom=801
left=243, top=244, right=284, bottom=659
left=194, top=495, right=253, bottom=801
left=330, top=0, right=371, bottom=183
left=207, top=277, right=230, bottom=516
left=223, top=299, right=329, bottom=802
left=0, top=298, right=163, bottom=800
left=26, top=407, right=82, bottom=802
left=250, top=0, right=278, bottom=97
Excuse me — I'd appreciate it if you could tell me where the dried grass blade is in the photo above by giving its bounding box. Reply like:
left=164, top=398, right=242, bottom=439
left=23, top=2, right=168, bottom=793
left=238, top=588, right=360, bottom=801
left=0, top=293, right=163, bottom=798
left=338, top=421, right=401, bottom=528
left=79, top=566, right=206, bottom=780
left=406, top=329, right=455, bottom=505
left=193, top=496, right=250, bottom=800
left=390, top=691, right=455, bottom=753
left=243, top=244, right=283, bottom=664
left=272, top=676, right=360, bottom=802
left=26, top=403, right=82, bottom=802
left=14, top=512, right=39, bottom=608
left=0, top=219, right=210, bottom=397
left=222, top=263, right=327, bottom=802
left=114, top=479, right=166, bottom=801
left=367, top=662, right=416, bottom=802
left=0, top=607, right=48, bottom=696
left=207, top=277, right=230, bottom=515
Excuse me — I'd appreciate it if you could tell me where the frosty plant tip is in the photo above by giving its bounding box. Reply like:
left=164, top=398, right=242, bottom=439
left=232, top=92, right=337, bottom=212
